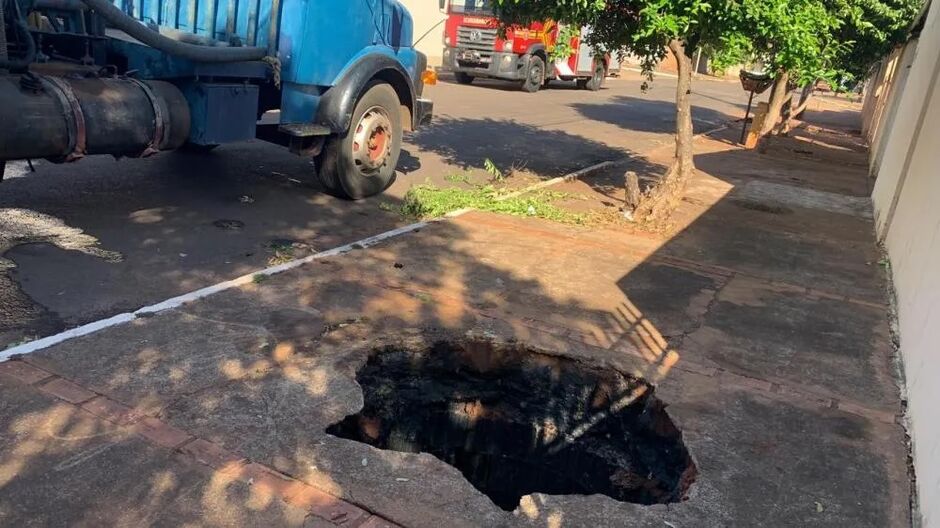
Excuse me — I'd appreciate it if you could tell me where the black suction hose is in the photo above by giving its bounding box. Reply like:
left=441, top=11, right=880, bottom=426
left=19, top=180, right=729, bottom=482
left=80, top=0, right=267, bottom=63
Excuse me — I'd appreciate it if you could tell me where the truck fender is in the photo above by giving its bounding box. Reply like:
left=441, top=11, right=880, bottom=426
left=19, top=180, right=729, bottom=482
left=316, top=53, right=418, bottom=134
left=525, top=43, right=547, bottom=60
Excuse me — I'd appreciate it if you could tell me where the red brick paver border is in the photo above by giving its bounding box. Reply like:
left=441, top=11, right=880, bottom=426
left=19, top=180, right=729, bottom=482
left=81, top=396, right=140, bottom=425
left=0, top=360, right=53, bottom=385
left=0, top=359, right=401, bottom=528
left=134, top=417, right=194, bottom=449
left=283, top=481, right=373, bottom=526
left=180, top=438, right=246, bottom=468
left=39, top=377, right=96, bottom=404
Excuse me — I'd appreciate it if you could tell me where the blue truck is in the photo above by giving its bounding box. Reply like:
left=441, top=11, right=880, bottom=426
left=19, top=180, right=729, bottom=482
left=0, top=0, right=432, bottom=198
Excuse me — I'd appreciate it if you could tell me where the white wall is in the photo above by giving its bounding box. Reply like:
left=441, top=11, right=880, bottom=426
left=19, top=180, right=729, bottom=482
left=870, top=1, right=940, bottom=526
left=871, top=4, right=940, bottom=235
left=872, top=43, right=918, bottom=175
left=400, top=0, right=447, bottom=66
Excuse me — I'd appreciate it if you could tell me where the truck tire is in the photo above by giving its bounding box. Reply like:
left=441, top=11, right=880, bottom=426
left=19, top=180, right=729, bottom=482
left=583, top=63, right=605, bottom=91
left=316, top=82, right=402, bottom=200
left=521, top=55, right=545, bottom=93
left=454, top=72, right=475, bottom=85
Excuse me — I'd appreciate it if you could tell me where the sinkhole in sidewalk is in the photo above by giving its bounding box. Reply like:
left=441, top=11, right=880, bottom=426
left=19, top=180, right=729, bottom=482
left=326, top=339, right=697, bottom=511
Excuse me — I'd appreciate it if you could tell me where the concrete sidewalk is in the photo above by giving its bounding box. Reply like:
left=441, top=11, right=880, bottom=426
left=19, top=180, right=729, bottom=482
left=0, top=104, right=910, bottom=527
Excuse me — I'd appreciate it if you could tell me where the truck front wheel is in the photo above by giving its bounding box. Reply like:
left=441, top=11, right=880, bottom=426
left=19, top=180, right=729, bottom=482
left=454, top=72, right=475, bottom=85
left=317, top=82, right=402, bottom=199
left=582, top=63, right=606, bottom=91
left=521, top=55, right=545, bottom=93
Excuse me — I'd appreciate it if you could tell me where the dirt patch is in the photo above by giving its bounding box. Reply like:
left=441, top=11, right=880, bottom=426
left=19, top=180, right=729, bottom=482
left=327, top=338, right=697, bottom=511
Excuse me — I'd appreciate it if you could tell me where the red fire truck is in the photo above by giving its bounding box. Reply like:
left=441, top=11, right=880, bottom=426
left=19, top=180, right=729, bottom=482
left=439, top=0, right=612, bottom=93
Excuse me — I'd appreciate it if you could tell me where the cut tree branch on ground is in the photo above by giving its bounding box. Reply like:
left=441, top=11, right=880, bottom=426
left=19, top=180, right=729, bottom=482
left=623, top=171, right=641, bottom=221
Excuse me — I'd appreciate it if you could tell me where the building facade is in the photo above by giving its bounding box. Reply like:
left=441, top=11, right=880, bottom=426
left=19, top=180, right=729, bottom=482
left=401, top=0, right=447, bottom=67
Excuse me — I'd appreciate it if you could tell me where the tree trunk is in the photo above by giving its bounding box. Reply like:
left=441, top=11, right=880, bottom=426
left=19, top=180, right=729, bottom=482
left=782, top=83, right=816, bottom=134
left=631, top=39, right=695, bottom=226
left=759, top=69, right=791, bottom=137
left=795, top=81, right=815, bottom=119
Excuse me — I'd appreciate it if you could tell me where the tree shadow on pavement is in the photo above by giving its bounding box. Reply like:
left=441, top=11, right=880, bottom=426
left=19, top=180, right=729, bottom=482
left=571, top=95, right=739, bottom=134
left=408, top=116, right=628, bottom=177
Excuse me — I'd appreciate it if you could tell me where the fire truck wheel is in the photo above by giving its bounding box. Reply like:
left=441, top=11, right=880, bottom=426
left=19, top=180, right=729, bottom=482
left=454, top=72, right=475, bottom=85
left=317, top=82, right=401, bottom=200
left=521, top=55, right=545, bottom=93
left=585, top=63, right=606, bottom=91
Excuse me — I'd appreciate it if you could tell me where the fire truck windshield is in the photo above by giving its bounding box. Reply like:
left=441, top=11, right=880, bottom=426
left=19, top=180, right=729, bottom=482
left=448, top=0, right=494, bottom=15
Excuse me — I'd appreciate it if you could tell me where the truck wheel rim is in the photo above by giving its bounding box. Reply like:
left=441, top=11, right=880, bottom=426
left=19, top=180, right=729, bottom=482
left=529, top=63, right=543, bottom=85
left=352, top=106, right=393, bottom=175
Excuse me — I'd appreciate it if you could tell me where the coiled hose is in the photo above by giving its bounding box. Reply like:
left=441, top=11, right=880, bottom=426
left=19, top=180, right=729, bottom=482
left=80, top=0, right=267, bottom=63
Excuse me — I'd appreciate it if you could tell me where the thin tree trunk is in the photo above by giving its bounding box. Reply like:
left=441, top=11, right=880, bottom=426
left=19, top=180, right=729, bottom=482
left=673, top=41, right=695, bottom=176
left=759, top=69, right=791, bottom=137
left=779, top=82, right=816, bottom=136
left=795, top=81, right=815, bottom=119
left=631, top=39, right=695, bottom=226
left=781, top=83, right=816, bottom=134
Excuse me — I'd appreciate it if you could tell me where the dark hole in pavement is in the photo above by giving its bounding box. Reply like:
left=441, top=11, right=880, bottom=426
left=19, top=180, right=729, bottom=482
left=731, top=199, right=793, bottom=215
left=326, top=339, right=697, bottom=511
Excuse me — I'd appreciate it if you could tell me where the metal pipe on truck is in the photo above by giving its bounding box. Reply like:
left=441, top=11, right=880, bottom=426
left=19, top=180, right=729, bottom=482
left=0, top=74, right=190, bottom=161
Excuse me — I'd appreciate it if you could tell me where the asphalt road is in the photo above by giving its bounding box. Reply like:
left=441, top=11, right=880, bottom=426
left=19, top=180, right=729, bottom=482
left=0, top=70, right=750, bottom=348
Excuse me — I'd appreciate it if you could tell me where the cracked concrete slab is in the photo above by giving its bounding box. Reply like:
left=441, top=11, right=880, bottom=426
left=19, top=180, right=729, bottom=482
left=736, top=180, right=873, bottom=218
left=682, top=274, right=899, bottom=408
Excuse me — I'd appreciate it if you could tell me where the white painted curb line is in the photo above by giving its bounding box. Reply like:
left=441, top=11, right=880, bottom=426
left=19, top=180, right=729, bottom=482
left=0, top=313, right=137, bottom=362
left=0, top=164, right=613, bottom=362
left=0, top=125, right=729, bottom=362
left=0, top=222, right=427, bottom=361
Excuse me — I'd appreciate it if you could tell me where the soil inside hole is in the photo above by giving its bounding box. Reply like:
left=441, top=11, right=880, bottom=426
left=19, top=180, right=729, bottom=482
left=326, top=339, right=697, bottom=511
